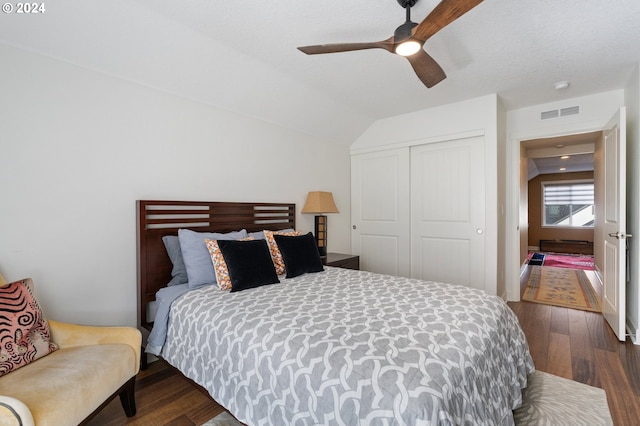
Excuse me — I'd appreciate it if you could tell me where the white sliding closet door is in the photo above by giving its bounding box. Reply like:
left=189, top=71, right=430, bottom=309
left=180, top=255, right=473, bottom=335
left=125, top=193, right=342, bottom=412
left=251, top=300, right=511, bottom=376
left=410, top=137, right=486, bottom=289
left=351, top=149, right=410, bottom=277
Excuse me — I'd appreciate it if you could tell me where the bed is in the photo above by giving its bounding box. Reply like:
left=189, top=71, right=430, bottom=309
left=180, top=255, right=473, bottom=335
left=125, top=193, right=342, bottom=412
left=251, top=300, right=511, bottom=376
left=137, top=200, right=534, bottom=425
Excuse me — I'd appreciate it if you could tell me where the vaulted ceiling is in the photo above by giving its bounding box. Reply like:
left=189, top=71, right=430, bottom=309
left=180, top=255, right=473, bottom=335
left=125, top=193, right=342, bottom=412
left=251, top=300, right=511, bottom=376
left=1, top=0, right=639, bottom=143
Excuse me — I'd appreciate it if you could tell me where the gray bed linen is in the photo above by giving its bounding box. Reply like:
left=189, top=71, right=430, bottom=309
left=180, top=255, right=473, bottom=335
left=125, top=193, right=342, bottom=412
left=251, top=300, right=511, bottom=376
left=146, top=283, right=191, bottom=355
left=161, top=267, right=534, bottom=425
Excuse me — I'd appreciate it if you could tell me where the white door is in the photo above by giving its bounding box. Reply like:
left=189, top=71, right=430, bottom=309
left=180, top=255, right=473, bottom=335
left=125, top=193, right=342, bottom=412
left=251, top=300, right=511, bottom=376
left=351, top=148, right=411, bottom=277
left=602, top=107, right=627, bottom=341
left=410, top=137, right=486, bottom=290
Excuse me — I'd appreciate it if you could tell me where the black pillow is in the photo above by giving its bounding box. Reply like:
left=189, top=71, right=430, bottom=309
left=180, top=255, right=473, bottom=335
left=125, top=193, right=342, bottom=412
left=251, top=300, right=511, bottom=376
left=273, top=232, right=324, bottom=279
left=217, top=239, right=280, bottom=292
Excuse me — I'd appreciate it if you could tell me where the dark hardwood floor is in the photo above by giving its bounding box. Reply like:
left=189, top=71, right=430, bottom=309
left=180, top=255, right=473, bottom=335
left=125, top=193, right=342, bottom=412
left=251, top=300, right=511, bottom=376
left=89, top=267, right=640, bottom=425
left=513, top=263, right=640, bottom=425
left=86, top=359, right=225, bottom=426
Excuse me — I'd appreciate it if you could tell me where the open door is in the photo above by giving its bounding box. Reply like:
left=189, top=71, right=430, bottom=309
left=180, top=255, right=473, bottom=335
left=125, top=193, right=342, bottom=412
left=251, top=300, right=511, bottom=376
left=602, top=107, right=628, bottom=341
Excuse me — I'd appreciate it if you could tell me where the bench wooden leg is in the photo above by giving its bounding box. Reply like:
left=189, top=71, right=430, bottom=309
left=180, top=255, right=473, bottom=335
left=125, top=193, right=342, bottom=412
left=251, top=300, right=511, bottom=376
left=119, top=376, right=137, bottom=417
left=141, top=346, right=148, bottom=370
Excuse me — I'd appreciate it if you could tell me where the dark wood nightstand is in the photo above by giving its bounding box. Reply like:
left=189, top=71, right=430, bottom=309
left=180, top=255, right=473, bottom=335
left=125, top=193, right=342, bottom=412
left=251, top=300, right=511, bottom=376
left=323, top=253, right=360, bottom=270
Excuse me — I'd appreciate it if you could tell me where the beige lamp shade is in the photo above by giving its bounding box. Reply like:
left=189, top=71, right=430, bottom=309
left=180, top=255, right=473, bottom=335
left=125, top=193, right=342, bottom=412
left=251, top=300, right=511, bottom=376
left=301, top=191, right=339, bottom=214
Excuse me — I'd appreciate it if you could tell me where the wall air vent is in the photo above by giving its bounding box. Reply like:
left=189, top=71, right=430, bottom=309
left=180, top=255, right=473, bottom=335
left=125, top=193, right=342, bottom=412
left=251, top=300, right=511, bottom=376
left=560, top=105, right=580, bottom=117
left=540, top=109, right=559, bottom=120
left=540, top=105, right=580, bottom=120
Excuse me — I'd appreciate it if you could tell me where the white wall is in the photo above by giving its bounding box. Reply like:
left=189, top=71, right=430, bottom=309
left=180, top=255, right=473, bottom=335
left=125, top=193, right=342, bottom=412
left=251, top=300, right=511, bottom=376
left=0, top=44, right=352, bottom=326
left=351, top=94, right=500, bottom=295
left=496, top=98, right=507, bottom=298
left=505, top=90, right=626, bottom=302
left=624, top=64, right=640, bottom=343
left=352, top=94, right=499, bottom=152
left=0, top=0, right=372, bottom=145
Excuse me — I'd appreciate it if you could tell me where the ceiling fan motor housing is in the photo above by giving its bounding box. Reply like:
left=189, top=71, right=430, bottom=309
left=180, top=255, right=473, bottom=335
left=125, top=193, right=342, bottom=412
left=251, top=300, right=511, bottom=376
left=397, top=0, right=418, bottom=8
left=394, top=21, right=418, bottom=42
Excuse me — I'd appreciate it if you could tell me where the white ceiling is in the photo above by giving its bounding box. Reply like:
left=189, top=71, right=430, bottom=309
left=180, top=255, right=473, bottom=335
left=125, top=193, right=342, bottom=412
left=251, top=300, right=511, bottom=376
left=1, top=0, right=639, bottom=143
left=523, top=131, right=600, bottom=178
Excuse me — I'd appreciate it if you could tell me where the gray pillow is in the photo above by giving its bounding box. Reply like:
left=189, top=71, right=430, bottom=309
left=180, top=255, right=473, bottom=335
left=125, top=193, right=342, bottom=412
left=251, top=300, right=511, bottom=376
left=162, top=235, right=188, bottom=286
left=247, top=231, right=265, bottom=240
left=247, top=228, right=294, bottom=240
left=178, top=228, right=248, bottom=288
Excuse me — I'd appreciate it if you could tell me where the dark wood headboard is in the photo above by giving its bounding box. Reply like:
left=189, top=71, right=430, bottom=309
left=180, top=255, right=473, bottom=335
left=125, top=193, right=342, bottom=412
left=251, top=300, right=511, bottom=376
left=136, top=200, right=296, bottom=330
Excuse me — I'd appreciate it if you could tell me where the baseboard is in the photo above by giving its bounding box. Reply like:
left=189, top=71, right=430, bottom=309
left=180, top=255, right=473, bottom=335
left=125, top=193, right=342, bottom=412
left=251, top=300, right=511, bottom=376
left=519, top=261, right=529, bottom=278
left=499, top=290, right=508, bottom=301
left=626, top=319, right=640, bottom=345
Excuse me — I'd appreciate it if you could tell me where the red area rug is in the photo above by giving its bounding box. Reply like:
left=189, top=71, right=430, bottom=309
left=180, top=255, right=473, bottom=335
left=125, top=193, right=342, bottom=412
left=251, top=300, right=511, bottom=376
left=527, top=252, right=595, bottom=271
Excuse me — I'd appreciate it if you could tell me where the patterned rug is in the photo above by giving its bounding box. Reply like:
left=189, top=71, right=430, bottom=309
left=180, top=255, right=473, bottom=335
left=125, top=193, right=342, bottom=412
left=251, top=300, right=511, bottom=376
left=527, top=252, right=595, bottom=270
left=203, top=371, right=613, bottom=425
left=514, top=371, right=613, bottom=425
left=523, top=266, right=602, bottom=312
left=202, top=412, right=243, bottom=426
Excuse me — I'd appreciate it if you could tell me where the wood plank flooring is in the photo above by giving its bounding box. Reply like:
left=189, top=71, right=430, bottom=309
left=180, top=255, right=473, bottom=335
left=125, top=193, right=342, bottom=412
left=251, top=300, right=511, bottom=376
left=86, top=359, right=225, bottom=426
left=88, top=268, right=640, bottom=425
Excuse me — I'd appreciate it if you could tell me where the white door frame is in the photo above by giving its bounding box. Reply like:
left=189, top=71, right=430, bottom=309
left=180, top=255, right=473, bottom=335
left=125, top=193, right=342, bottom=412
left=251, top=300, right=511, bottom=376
left=507, top=125, right=611, bottom=302
left=508, top=112, right=627, bottom=340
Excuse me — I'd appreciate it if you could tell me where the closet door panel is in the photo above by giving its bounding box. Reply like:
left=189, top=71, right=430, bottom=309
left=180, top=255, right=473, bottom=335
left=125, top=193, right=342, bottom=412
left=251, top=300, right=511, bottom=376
left=415, top=237, right=471, bottom=286
left=410, top=137, right=486, bottom=290
left=351, top=149, right=410, bottom=277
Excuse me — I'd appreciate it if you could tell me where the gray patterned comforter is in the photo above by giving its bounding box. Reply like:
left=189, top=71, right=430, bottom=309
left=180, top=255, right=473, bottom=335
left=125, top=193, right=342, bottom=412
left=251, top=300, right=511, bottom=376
left=161, top=267, right=534, bottom=425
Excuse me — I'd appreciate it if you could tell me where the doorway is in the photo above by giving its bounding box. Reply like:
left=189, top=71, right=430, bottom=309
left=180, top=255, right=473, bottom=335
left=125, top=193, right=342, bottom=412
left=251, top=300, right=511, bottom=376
left=510, top=107, right=628, bottom=341
left=520, top=132, right=602, bottom=310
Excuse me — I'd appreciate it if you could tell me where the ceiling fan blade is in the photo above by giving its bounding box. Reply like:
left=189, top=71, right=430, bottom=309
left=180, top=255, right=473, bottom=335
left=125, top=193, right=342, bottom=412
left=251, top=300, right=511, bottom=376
left=298, top=38, right=395, bottom=55
left=405, top=49, right=446, bottom=88
left=412, top=0, right=483, bottom=42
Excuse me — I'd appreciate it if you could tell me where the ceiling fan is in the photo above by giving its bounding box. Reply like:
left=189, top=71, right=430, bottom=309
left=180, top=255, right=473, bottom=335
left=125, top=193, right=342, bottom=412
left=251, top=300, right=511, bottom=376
left=297, top=0, right=483, bottom=88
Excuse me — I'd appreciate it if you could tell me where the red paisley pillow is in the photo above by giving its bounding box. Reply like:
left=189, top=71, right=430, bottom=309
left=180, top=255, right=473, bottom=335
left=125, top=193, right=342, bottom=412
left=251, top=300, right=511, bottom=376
left=0, top=278, right=58, bottom=376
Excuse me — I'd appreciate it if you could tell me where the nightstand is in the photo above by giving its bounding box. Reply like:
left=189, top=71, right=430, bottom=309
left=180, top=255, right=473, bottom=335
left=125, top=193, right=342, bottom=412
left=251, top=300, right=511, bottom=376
left=323, top=253, right=360, bottom=270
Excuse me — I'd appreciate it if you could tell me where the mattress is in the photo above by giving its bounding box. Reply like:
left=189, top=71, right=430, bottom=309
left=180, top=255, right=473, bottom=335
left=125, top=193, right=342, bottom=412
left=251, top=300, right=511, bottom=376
left=161, top=267, right=534, bottom=425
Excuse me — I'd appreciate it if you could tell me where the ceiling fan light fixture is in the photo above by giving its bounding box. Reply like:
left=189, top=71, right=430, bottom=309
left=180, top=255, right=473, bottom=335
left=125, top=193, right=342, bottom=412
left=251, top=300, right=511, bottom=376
left=393, top=16, right=420, bottom=56
left=395, top=40, right=422, bottom=56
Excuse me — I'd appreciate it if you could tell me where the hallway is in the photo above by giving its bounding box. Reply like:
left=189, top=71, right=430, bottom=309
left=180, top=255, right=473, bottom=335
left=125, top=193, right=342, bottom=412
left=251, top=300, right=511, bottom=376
left=521, top=252, right=602, bottom=312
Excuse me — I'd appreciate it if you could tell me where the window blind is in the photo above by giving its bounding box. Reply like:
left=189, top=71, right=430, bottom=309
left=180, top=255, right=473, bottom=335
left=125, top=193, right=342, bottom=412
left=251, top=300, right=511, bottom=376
left=544, top=183, right=594, bottom=205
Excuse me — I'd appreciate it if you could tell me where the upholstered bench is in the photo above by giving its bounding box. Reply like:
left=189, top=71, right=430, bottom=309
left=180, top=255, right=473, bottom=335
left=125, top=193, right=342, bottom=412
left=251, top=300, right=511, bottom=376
left=0, top=277, right=141, bottom=426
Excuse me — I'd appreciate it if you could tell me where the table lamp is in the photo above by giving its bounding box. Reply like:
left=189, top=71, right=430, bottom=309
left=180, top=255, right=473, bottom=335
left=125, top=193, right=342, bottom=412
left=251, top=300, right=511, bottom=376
left=301, top=191, right=339, bottom=257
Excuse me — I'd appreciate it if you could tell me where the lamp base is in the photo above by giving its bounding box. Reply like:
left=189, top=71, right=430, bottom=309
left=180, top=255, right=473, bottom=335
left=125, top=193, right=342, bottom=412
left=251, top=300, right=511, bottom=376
left=314, top=215, right=327, bottom=257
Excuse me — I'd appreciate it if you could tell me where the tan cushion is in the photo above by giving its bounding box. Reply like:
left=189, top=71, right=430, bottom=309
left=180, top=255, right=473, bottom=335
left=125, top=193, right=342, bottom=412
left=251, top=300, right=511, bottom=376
left=0, top=344, right=137, bottom=426
left=0, top=273, right=6, bottom=285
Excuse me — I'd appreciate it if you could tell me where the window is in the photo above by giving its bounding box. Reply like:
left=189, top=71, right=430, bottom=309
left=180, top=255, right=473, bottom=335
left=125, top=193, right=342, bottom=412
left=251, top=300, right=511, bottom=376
left=542, top=180, right=594, bottom=227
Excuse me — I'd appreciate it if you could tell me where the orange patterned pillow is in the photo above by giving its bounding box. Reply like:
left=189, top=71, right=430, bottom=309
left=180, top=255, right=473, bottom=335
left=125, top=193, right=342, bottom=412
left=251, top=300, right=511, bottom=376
left=206, top=237, right=254, bottom=290
left=263, top=230, right=302, bottom=275
left=0, top=278, right=58, bottom=376
left=205, top=239, right=232, bottom=290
